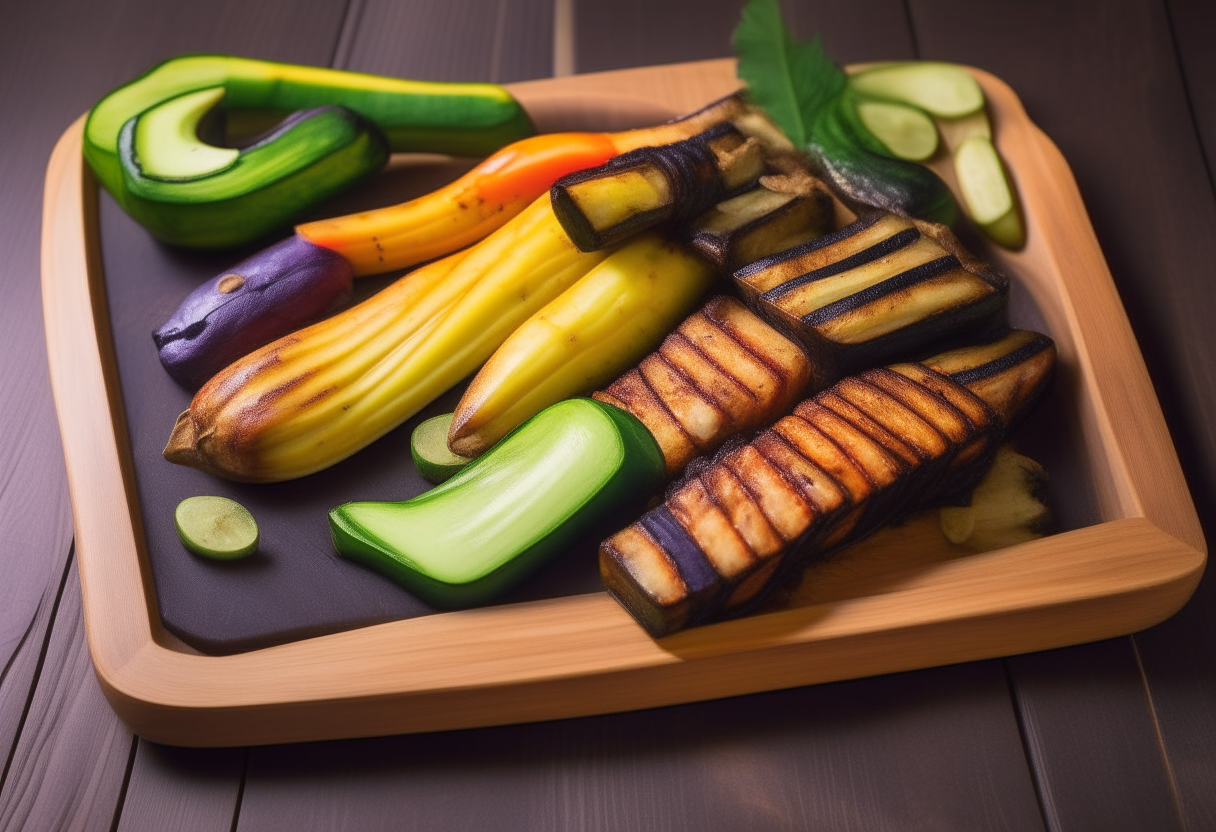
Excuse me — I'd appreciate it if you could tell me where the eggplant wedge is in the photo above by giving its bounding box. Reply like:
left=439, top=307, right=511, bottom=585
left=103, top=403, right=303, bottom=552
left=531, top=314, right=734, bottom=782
left=734, top=212, right=1008, bottom=378
left=551, top=123, right=765, bottom=252
left=600, top=329, right=1055, bottom=637
left=685, top=165, right=835, bottom=272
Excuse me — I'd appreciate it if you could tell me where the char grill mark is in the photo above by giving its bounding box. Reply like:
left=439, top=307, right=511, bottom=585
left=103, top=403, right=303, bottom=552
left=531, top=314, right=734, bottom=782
left=601, top=357, right=1012, bottom=637
left=595, top=296, right=813, bottom=477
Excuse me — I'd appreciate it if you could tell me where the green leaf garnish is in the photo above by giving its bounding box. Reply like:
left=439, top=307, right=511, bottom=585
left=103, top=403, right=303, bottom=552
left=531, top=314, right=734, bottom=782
left=732, top=0, right=846, bottom=147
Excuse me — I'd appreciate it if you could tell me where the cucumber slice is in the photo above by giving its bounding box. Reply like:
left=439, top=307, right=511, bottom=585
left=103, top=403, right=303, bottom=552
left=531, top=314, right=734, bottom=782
left=174, top=496, right=259, bottom=560
left=411, top=413, right=473, bottom=484
left=953, top=135, right=1025, bottom=248
left=330, top=399, right=666, bottom=607
left=855, top=100, right=939, bottom=161
left=133, top=87, right=239, bottom=180
left=850, top=63, right=984, bottom=118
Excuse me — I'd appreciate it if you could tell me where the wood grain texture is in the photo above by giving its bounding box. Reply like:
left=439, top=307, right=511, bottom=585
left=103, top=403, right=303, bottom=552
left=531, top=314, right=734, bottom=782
left=1007, top=641, right=1183, bottom=832
left=238, top=662, right=1045, bottom=832
left=338, top=0, right=554, bottom=82
left=907, top=0, right=1216, bottom=827
left=574, top=0, right=916, bottom=73
left=0, top=0, right=348, bottom=826
left=115, top=744, right=245, bottom=832
left=0, top=558, right=134, bottom=832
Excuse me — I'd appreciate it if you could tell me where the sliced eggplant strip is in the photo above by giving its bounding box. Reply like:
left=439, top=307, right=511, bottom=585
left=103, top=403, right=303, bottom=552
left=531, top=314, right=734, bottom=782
left=595, top=296, right=814, bottom=477
left=686, top=169, right=835, bottom=271
left=733, top=213, right=1007, bottom=378
left=600, top=330, right=1054, bottom=637
left=551, top=124, right=765, bottom=252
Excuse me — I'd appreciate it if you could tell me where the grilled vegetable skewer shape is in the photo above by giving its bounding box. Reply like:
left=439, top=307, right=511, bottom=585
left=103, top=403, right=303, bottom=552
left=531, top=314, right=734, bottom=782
left=600, top=329, right=1055, bottom=637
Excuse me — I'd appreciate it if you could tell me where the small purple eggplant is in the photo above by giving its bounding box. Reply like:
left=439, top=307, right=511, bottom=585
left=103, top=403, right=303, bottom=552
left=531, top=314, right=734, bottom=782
left=153, top=235, right=353, bottom=389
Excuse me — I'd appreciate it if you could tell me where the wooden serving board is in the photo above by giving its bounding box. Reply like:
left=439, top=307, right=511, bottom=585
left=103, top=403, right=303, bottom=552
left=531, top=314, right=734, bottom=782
left=42, top=59, right=1205, bottom=747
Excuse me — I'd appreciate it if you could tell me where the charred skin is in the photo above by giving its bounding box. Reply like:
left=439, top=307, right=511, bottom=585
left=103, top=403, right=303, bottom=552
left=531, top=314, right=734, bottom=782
left=734, top=212, right=1008, bottom=379
left=551, top=124, right=766, bottom=252
left=593, top=296, right=818, bottom=479
left=600, top=330, right=1055, bottom=637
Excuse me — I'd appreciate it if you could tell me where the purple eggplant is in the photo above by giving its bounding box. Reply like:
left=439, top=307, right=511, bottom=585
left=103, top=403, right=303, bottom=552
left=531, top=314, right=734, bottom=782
left=153, top=235, right=353, bottom=389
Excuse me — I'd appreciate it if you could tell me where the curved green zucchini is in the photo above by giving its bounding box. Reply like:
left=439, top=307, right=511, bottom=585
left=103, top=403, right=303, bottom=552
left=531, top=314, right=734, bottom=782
left=85, top=54, right=534, bottom=248
left=119, top=100, right=389, bottom=248
left=808, top=88, right=958, bottom=227
left=330, top=399, right=666, bottom=608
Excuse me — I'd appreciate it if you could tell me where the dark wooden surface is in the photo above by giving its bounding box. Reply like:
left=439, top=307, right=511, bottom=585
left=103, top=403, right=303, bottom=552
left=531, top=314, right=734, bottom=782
left=2, top=0, right=1213, bottom=829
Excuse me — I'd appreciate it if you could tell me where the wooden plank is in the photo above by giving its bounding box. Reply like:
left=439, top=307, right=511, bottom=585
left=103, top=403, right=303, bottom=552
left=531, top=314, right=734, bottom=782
left=1138, top=4, right=1216, bottom=830
left=0, top=0, right=349, bottom=826
left=339, top=0, right=554, bottom=82
left=1007, top=641, right=1183, bottom=832
left=573, top=0, right=916, bottom=74
left=237, top=662, right=1045, bottom=832
left=115, top=745, right=246, bottom=832
left=908, top=0, right=1216, bottom=828
left=0, top=557, right=135, bottom=832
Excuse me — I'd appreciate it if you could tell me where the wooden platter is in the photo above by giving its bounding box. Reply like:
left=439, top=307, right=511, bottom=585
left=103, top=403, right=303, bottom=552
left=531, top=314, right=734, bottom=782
left=41, top=58, right=1205, bottom=747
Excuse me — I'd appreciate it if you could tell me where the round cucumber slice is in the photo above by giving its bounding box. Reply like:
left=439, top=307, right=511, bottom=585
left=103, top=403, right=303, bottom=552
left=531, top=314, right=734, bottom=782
left=175, top=496, right=259, bottom=560
left=411, top=413, right=473, bottom=485
left=850, top=62, right=984, bottom=118
left=855, top=100, right=939, bottom=161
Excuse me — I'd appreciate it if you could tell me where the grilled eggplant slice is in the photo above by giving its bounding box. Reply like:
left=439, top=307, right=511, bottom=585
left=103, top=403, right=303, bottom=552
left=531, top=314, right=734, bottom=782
left=686, top=165, right=835, bottom=272
left=600, top=329, right=1055, bottom=637
left=734, top=212, right=1007, bottom=377
left=551, top=124, right=765, bottom=252
left=594, top=296, right=816, bottom=478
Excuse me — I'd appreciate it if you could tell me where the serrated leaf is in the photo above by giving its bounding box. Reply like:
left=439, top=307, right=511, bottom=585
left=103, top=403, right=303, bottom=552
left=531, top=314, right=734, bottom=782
left=732, top=0, right=846, bottom=147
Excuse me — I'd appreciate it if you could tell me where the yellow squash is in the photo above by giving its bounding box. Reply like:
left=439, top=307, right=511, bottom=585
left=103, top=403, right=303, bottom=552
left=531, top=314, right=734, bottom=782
left=448, top=233, right=714, bottom=456
left=164, top=195, right=610, bottom=482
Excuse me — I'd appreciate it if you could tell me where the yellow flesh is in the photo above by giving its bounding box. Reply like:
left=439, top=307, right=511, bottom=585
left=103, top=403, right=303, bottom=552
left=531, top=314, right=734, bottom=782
left=450, top=233, right=712, bottom=455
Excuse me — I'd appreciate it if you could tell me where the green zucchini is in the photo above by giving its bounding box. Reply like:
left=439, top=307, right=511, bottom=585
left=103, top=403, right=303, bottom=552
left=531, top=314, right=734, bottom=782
left=849, top=62, right=985, bottom=118
left=174, top=496, right=259, bottom=560
left=808, top=88, right=959, bottom=227
left=329, top=399, right=666, bottom=607
left=953, top=136, right=1025, bottom=249
left=119, top=99, right=388, bottom=248
left=85, top=54, right=534, bottom=248
left=410, top=413, right=472, bottom=485
left=854, top=99, right=938, bottom=161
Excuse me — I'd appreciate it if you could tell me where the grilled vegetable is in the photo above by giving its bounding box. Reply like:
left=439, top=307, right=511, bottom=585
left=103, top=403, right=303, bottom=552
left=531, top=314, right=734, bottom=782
left=411, top=413, right=473, bottom=485
left=296, top=92, right=766, bottom=276
left=449, top=233, right=714, bottom=457
left=86, top=55, right=534, bottom=248
left=163, top=195, right=609, bottom=483
left=551, top=124, right=765, bottom=252
left=155, top=96, right=775, bottom=385
left=940, top=445, right=1050, bottom=549
left=330, top=399, right=665, bottom=607
left=848, top=62, right=985, bottom=119
left=808, top=87, right=959, bottom=226
left=733, top=212, right=1007, bottom=377
left=153, top=235, right=353, bottom=389
left=600, top=329, right=1055, bottom=636
left=594, top=296, right=816, bottom=478
left=685, top=165, right=834, bottom=271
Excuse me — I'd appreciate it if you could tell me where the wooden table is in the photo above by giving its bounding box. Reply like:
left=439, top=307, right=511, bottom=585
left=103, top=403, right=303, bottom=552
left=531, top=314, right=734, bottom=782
left=3, top=0, right=1214, bottom=828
